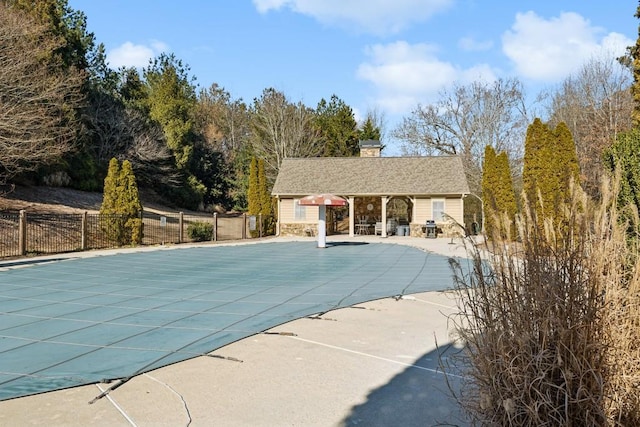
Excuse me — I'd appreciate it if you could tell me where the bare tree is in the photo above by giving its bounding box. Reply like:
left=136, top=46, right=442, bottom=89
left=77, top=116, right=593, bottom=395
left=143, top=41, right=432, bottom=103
left=122, top=109, right=181, bottom=187
left=250, top=88, right=322, bottom=180
left=543, top=54, right=633, bottom=198
left=0, top=3, right=85, bottom=184
left=393, top=78, right=529, bottom=193
left=196, top=83, right=251, bottom=163
left=81, top=89, right=179, bottom=187
left=82, top=90, right=129, bottom=164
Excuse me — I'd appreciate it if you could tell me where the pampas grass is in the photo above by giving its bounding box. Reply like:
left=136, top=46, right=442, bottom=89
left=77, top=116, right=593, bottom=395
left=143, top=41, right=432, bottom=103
left=447, top=177, right=640, bottom=426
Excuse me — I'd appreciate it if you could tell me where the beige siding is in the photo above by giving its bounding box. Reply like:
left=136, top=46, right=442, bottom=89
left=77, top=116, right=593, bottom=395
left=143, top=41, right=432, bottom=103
left=444, top=198, right=463, bottom=224
left=279, top=198, right=317, bottom=223
left=414, top=198, right=431, bottom=223
left=413, top=197, right=463, bottom=224
left=302, top=204, right=318, bottom=222
left=280, top=199, right=294, bottom=222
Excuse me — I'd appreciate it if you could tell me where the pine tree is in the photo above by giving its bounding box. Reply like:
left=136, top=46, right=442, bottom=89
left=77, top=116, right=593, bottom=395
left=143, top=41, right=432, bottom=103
left=247, top=157, right=260, bottom=215
left=358, top=117, right=381, bottom=141
left=315, top=95, right=359, bottom=157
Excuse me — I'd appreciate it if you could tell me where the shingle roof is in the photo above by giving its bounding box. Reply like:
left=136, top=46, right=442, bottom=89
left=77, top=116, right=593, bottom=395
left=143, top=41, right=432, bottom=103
left=272, top=156, right=470, bottom=196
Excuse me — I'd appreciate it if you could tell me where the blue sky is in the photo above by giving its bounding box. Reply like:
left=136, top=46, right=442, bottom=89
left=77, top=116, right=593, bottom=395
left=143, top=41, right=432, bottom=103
left=68, top=1, right=636, bottom=154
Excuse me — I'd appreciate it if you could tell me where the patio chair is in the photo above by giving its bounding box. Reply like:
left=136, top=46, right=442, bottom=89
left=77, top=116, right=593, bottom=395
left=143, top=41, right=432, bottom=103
left=374, top=222, right=383, bottom=235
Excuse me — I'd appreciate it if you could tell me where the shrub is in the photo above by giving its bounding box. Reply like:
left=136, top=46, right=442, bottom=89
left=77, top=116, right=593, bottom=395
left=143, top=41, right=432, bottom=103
left=187, top=221, right=213, bottom=242
left=100, top=158, right=143, bottom=246
left=41, top=171, right=71, bottom=187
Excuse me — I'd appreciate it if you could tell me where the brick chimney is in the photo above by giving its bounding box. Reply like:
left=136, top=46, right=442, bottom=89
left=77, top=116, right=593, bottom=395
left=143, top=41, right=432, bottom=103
left=359, top=139, right=381, bottom=157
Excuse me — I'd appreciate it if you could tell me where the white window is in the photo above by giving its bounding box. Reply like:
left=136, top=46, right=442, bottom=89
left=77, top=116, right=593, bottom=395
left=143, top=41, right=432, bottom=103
left=294, top=199, right=306, bottom=220
left=432, top=199, right=445, bottom=221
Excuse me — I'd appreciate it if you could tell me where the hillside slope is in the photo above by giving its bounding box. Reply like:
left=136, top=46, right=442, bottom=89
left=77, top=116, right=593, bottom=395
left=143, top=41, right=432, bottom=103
left=0, top=185, right=191, bottom=215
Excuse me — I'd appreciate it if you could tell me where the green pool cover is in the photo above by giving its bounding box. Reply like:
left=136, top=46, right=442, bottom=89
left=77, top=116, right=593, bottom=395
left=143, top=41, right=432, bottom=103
left=0, top=241, right=465, bottom=401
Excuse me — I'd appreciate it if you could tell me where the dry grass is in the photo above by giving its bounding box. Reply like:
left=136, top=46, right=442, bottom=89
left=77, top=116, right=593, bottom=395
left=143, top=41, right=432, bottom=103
left=447, top=179, right=640, bottom=426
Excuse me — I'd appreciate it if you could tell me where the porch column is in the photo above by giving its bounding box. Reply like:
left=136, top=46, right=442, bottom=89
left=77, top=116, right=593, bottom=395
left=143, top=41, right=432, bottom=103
left=381, top=196, right=388, bottom=238
left=411, top=196, right=417, bottom=234
left=348, top=196, right=355, bottom=237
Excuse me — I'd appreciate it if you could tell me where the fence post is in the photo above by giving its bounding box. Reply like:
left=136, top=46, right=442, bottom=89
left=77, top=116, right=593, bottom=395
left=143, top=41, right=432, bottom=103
left=213, top=213, right=218, bottom=242
left=242, top=213, right=247, bottom=240
left=81, top=211, right=88, bottom=250
left=179, top=212, right=184, bottom=243
left=259, top=213, right=263, bottom=238
left=18, top=210, right=26, bottom=256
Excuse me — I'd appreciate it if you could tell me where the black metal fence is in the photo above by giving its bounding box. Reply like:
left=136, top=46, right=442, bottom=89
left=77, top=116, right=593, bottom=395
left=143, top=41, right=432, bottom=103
left=0, top=210, right=275, bottom=259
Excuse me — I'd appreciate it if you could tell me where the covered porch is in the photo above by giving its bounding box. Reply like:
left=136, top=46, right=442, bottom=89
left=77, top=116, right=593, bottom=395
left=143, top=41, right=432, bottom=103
left=342, top=195, right=413, bottom=237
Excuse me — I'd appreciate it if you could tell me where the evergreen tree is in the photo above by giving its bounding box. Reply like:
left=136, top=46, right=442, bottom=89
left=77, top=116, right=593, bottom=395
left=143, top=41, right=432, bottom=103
left=481, top=145, right=499, bottom=239
left=483, top=146, right=518, bottom=240
left=118, top=67, right=148, bottom=108
left=247, top=157, right=260, bottom=215
left=315, top=95, right=359, bottom=157
left=119, top=160, right=143, bottom=244
left=358, top=117, right=381, bottom=141
left=553, top=121, right=581, bottom=203
left=522, top=118, right=551, bottom=211
left=100, top=158, right=120, bottom=215
left=143, top=53, right=197, bottom=171
left=258, top=158, right=274, bottom=235
left=258, top=159, right=271, bottom=217
left=495, top=151, right=518, bottom=240
left=100, top=158, right=142, bottom=245
left=604, top=128, right=640, bottom=241
left=523, top=118, right=581, bottom=226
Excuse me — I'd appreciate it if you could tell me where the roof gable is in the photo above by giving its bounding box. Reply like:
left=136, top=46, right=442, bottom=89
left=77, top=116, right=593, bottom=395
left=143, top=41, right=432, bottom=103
left=272, top=156, right=470, bottom=196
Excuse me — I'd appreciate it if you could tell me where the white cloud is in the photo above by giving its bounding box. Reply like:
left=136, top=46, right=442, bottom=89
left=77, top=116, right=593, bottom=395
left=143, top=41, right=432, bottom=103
left=107, top=40, right=169, bottom=68
left=253, top=0, right=453, bottom=35
left=356, top=41, right=496, bottom=114
left=502, top=11, right=633, bottom=82
left=253, top=0, right=288, bottom=13
left=601, top=32, right=633, bottom=55
left=458, top=36, right=493, bottom=52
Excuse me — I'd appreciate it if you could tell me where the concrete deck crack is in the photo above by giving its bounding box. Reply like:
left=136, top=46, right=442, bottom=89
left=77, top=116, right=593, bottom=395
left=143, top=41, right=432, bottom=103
left=143, top=373, right=192, bottom=427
